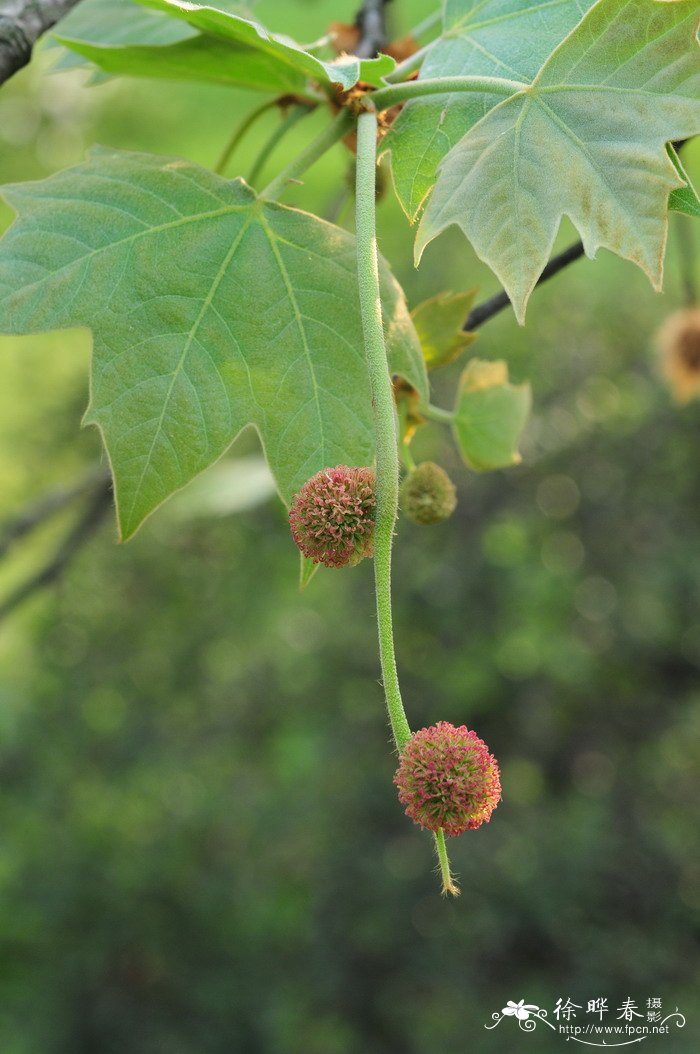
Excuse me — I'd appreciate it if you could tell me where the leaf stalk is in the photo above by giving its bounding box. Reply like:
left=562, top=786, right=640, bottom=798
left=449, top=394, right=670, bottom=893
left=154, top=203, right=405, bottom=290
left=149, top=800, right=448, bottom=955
left=371, top=75, right=524, bottom=110
left=248, top=104, right=314, bottom=187
left=422, top=403, right=454, bottom=423
left=261, top=109, right=353, bottom=200
left=214, top=98, right=280, bottom=176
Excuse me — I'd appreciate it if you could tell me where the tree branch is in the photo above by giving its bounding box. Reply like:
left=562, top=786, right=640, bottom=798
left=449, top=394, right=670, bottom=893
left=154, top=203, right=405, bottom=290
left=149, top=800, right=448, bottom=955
left=0, top=478, right=112, bottom=622
left=464, top=241, right=585, bottom=332
left=0, top=466, right=110, bottom=559
left=354, top=0, right=392, bottom=58
left=0, top=0, right=82, bottom=86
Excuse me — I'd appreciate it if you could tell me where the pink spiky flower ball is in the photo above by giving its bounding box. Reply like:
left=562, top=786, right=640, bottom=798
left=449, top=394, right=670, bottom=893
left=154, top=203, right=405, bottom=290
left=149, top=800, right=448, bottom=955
left=394, top=721, right=501, bottom=836
left=289, top=465, right=376, bottom=569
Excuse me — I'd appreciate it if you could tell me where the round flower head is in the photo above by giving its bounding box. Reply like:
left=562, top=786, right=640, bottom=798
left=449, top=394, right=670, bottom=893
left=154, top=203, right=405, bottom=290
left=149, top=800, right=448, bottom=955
left=289, top=465, right=376, bottom=568
left=656, top=307, right=700, bottom=404
left=400, top=462, right=457, bottom=525
left=394, top=721, right=501, bottom=836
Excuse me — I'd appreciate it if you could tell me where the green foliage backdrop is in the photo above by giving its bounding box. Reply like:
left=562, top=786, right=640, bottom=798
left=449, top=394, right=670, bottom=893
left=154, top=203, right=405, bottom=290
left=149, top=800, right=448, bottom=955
left=0, top=1, right=698, bottom=1051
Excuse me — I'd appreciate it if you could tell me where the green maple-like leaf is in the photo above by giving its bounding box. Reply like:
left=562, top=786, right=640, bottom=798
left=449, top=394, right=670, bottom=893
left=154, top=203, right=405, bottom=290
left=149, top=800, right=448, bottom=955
left=452, top=360, right=531, bottom=471
left=0, top=149, right=426, bottom=541
left=382, top=0, right=596, bottom=221
left=668, top=144, right=700, bottom=219
left=54, top=0, right=195, bottom=56
left=58, top=0, right=395, bottom=94
left=55, top=31, right=312, bottom=94
left=133, top=0, right=395, bottom=88
left=416, top=0, right=700, bottom=323
left=410, top=290, right=478, bottom=369
left=51, top=0, right=249, bottom=77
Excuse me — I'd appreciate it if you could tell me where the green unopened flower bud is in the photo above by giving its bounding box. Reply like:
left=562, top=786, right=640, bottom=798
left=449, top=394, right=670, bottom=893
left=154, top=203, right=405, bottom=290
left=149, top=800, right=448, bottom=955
left=400, top=462, right=457, bottom=525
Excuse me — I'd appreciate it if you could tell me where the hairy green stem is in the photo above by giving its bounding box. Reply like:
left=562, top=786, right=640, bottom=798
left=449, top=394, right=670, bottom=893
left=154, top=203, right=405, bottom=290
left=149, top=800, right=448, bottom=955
left=214, top=99, right=280, bottom=176
left=422, top=403, right=454, bottom=423
left=371, top=74, right=524, bottom=110
left=435, top=829, right=460, bottom=897
left=355, top=108, right=411, bottom=752
left=261, top=110, right=353, bottom=200
left=355, top=107, right=457, bottom=896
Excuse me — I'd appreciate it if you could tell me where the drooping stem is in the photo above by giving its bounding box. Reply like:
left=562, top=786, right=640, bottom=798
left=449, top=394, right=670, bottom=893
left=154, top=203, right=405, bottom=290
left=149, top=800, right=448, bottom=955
left=355, top=107, right=457, bottom=896
left=214, top=98, right=280, bottom=176
left=355, top=107, right=411, bottom=752
left=261, top=110, right=353, bottom=200
left=371, top=74, right=524, bottom=110
left=248, top=104, right=314, bottom=187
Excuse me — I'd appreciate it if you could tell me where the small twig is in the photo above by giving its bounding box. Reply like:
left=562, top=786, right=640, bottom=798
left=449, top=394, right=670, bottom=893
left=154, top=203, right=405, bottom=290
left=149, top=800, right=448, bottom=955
left=0, top=465, right=109, bottom=558
left=354, top=0, right=392, bottom=58
left=261, top=109, right=353, bottom=200
left=214, top=98, right=280, bottom=176
left=0, top=478, right=112, bottom=622
left=0, top=0, right=82, bottom=86
left=248, top=104, right=313, bottom=187
left=464, top=241, right=585, bottom=331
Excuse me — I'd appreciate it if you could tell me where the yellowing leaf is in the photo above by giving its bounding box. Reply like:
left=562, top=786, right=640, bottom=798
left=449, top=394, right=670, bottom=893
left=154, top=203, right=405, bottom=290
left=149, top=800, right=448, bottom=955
left=410, top=290, right=478, bottom=369
left=452, top=359, right=531, bottom=471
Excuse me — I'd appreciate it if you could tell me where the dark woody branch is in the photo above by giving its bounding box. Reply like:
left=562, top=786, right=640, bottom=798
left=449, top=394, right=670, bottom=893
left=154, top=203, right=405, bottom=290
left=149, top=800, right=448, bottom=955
left=0, top=476, right=112, bottom=622
left=464, top=241, right=586, bottom=332
left=0, top=0, right=82, bottom=87
left=0, top=466, right=110, bottom=559
left=354, top=0, right=392, bottom=58
left=462, top=140, right=690, bottom=331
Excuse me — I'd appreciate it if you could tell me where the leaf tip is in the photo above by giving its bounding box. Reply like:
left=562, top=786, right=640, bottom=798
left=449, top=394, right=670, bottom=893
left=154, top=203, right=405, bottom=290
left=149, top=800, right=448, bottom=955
left=413, top=232, right=428, bottom=269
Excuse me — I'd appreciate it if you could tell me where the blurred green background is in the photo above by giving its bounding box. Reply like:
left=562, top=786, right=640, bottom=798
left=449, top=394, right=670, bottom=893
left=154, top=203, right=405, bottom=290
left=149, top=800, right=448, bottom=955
left=0, top=2, right=699, bottom=1051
